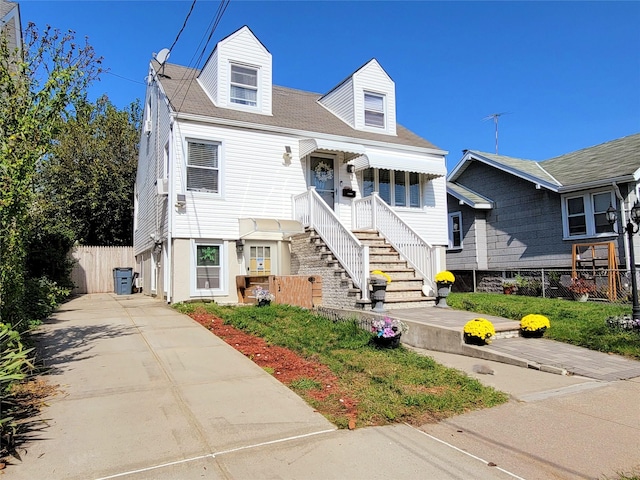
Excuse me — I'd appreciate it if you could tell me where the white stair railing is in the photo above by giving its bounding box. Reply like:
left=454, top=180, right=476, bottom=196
left=353, top=192, right=437, bottom=294
left=293, top=187, right=370, bottom=301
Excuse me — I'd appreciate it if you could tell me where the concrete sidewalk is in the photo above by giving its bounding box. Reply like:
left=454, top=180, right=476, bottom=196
left=7, top=294, right=640, bottom=479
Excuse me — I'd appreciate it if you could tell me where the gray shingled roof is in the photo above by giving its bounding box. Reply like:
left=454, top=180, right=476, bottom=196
left=155, top=61, right=440, bottom=150
left=464, top=151, right=561, bottom=187
left=447, top=182, right=494, bottom=209
left=540, top=133, right=640, bottom=186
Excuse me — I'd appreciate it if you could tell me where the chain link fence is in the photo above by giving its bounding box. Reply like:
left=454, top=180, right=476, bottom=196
left=451, top=269, right=637, bottom=303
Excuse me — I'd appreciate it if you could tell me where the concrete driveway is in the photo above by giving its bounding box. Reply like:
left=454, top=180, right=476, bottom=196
left=8, top=294, right=526, bottom=480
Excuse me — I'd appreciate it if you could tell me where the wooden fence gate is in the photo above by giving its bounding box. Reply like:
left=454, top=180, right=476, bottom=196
left=70, top=246, right=134, bottom=294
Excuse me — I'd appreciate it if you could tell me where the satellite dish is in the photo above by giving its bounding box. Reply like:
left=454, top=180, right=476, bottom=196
left=154, top=48, right=170, bottom=65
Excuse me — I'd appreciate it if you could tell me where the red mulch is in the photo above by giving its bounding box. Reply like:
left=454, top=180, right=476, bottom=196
left=189, top=308, right=358, bottom=428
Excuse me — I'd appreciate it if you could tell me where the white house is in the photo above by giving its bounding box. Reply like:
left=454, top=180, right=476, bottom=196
left=134, top=26, right=449, bottom=308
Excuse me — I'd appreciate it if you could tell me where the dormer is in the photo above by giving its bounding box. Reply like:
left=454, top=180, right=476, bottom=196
left=197, top=26, right=272, bottom=116
left=319, top=59, right=396, bottom=136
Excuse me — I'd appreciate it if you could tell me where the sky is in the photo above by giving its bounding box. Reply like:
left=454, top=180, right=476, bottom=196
left=16, top=0, right=640, bottom=170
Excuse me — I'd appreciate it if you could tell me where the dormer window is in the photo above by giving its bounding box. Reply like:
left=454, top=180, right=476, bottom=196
left=364, top=92, right=385, bottom=128
left=230, top=64, right=258, bottom=107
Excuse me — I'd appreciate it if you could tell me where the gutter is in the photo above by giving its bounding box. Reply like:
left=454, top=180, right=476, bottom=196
left=172, top=111, right=448, bottom=157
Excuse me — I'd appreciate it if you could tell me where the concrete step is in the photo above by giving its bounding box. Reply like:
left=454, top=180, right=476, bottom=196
left=493, top=321, right=525, bottom=340
left=378, top=297, right=436, bottom=309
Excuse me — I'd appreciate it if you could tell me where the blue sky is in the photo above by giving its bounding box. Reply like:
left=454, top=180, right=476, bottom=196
left=17, top=0, right=640, bottom=169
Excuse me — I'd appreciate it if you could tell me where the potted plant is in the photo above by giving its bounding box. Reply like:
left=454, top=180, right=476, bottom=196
left=434, top=270, right=455, bottom=307
left=252, top=286, right=275, bottom=307
left=462, top=318, right=496, bottom=346
left=370, top=270, right=391, bottom=312
left=370, top=316, right=407, bottom=348
left=520, top=314, right=550, bottom=338
left=568, top=277, right=595, bottom=301
left=502, top=279, right=517, bottom=295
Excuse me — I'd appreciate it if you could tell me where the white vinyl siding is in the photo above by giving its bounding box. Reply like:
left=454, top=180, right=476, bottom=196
left=186, top=140, right=220, bottom=193
left=317, top=78, right=354, bottom=127
left=230, top=64, right=258, bottom=107
left=562, top=190, right=616, bottom=239
left=173, top=123, right=307, bottom=240
left=362, top=168, right=422, bottom=208
left=364, top=92, right=385, bottom=128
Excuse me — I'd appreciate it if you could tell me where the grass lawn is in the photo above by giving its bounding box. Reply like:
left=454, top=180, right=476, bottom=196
left=447, top=293, right=640, bottom=359
left=175, top=302, right=508, bottom=428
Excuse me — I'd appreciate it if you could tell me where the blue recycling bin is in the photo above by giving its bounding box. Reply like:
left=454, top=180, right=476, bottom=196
left=113, top=267, right=133, bottom=295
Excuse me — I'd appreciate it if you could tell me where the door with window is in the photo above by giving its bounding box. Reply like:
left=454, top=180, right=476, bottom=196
left=249, top=246, right=271, bottom=275
left=310, top=156, right=335, bottom=209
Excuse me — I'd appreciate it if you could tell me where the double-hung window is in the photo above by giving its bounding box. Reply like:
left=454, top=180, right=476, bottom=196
left=448, top=212, right=462, bottom=249
left=362, top=168, right=421, bottom=208
left=563, top=190, right=615, bottom=238
left=187, top=140, right=219, bottom=193
left=230, top=64, right=258, bottom=107
left=364, top=92, right=385, bottom=128
left=195, top=243, right=222, bottom=291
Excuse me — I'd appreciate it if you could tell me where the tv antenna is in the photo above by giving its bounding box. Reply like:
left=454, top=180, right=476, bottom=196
left=483, top=112, right=510, bottom=154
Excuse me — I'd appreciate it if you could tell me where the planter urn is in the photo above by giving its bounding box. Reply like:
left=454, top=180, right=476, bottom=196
left=436, top=282, right=452, bottom=308
left=370, top=277, right=388, bottom=312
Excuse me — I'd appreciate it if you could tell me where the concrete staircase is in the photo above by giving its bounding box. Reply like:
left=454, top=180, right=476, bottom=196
left=353, top=230, right=435, bottom=309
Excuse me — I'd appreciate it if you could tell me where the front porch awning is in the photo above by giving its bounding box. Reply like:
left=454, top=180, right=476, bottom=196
left=299, top=138, right=366, bottom=160
left=351, top=152, right=447, bottom=177
left=239, top=218, right=304, bottom=240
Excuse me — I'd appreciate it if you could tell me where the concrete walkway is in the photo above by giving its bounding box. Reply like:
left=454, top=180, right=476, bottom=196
left=388, top=305, right=640, bottom=381
left=7, top=294, right=640, bottom=479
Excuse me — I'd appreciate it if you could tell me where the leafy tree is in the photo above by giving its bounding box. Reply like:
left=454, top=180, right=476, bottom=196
left=0, top=23, right=102, bottom=325
left=37, top=95, right=141, bottom=246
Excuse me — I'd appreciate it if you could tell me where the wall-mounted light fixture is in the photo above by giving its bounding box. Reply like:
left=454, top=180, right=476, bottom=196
left=175, top=193, right=186, bottom=208
left=235, top=239, right=245, bottom=254
left=283, top=145, right=292, bottom=164
left=346, top=164, right=356, bottom=174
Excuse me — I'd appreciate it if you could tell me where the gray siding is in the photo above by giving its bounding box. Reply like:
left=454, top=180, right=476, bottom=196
left=445, top=199, right=479, bottom=270
left=455, top=162, right=570, bottom=269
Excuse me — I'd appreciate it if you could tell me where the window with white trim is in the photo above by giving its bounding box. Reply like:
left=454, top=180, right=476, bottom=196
left=448, top=212, right=462, bottom=249
left=364, top=92, right=385, bottom=128
left=362, top=168, right=421, bottom=208
left=230, top=64, right=258, bottom=107
left=195, top=243, right=221, bottom=290
left=563, top=190, right=616, bottom=238
left=187, top=140, right=219, bottom=193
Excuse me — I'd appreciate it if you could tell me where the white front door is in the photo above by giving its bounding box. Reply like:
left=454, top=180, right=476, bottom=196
left=310, top=156, right=335, bottom=209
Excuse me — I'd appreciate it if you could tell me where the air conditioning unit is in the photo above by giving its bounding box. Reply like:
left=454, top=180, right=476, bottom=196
left=156, top=178, right=168, bottom=195
left=144, top=119, right=152, bottom=134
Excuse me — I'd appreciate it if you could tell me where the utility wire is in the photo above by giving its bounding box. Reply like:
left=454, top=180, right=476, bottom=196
left=169, top=0, right=198, bottom=53
left=174, top=0, right=231, bottom=112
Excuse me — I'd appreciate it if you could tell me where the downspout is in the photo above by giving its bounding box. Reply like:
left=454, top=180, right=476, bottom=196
left=612, top=182, right=630, bottom=270
left=167, top=117, right=174, bottom=303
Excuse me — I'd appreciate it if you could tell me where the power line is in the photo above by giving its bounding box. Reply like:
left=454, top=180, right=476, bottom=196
left=169, top=0, right=198, bottom=53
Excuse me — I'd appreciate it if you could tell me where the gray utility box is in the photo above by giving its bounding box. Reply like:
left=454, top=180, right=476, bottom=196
left=113, top=267, right=133, bottom=295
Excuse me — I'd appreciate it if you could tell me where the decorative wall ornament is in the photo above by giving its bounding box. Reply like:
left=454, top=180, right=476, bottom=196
left=314, top=161, right=334, bottom=183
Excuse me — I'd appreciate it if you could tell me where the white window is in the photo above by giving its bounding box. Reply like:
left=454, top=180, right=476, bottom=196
left=362, top=168, right=421, bottom=208
left=562, top=190, right=616, bottom=238
left=230, top=64, right=258, bottom=107
left=448, top=212, right=462, bottom=249
left=187, top=140, right=219, bottom=193
left=364, top=92, right=385, bottom=128
left=194, top=243, right=222, bottom=292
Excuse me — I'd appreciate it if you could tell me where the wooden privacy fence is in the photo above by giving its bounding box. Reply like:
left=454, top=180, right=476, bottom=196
left=70, top=246, right=134, bottom=294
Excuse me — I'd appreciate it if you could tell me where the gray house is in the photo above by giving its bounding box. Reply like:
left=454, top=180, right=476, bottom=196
left=446, top=133, right=640, bottom=290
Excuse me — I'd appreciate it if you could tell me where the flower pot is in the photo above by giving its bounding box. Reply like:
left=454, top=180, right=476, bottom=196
left=436, top=283, right=451, bottom=308
left=257, top=299, right=271, bottom=307
left=370, top=279, right=387, bottom=312
left=521, top=327, right=546, bottom=338
left=372, top=333, right=401, bottom=349
left=463, top=333, right=488, bottom=346
left=572, top=293, right=589, bottom=302
left=503, top=286, right=516, bottom=295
